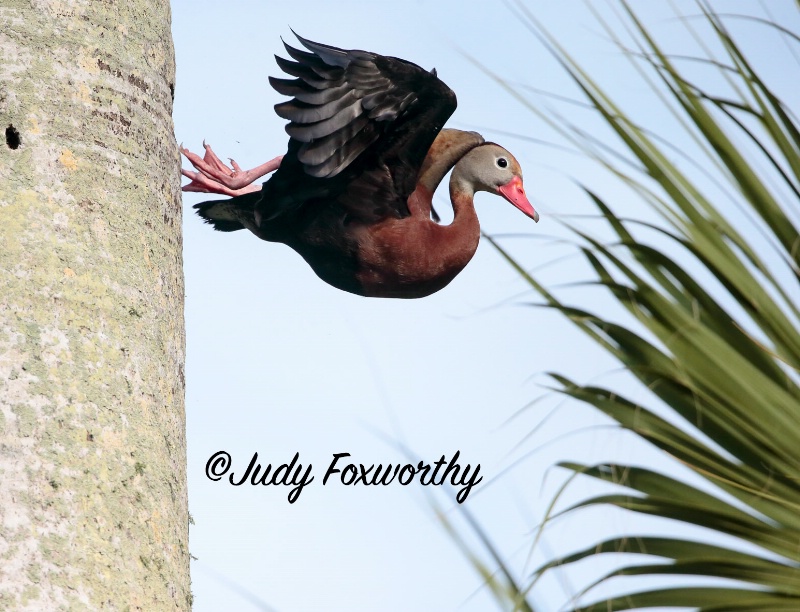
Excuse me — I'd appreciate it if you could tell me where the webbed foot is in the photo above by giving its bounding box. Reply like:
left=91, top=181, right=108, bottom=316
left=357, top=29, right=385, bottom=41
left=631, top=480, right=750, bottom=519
left=180, top=141, right=282, bottom=196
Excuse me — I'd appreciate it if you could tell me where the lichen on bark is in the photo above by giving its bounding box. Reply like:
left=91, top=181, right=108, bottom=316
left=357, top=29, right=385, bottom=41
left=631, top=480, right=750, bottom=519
left=0, top=0, right=189, bottom=608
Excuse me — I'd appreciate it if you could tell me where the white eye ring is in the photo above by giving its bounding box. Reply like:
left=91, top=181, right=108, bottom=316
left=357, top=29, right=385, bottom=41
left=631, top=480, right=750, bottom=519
left=496, top=157, right=508, bottom=169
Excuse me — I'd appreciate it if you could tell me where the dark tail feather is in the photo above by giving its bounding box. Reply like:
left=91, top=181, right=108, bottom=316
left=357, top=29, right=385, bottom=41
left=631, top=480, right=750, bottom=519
left=193, top=191, right=262, bottom=232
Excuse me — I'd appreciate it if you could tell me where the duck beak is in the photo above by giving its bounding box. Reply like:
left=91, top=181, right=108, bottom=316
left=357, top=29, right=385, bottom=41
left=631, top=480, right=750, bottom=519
left=498, top=176, right=539, bottom=222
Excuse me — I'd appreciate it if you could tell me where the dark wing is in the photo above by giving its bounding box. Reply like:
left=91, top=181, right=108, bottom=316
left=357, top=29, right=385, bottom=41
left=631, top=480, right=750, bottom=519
left=260, top=34, right=456, bottom=223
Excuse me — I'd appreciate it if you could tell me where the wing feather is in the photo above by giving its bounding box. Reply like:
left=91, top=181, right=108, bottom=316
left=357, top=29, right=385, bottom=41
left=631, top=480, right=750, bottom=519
left=270, top=77, right=351, bottom=105
left=297, top=115, right=373, bottom=166
left=273, top=56, right=337, bottom=89
left=276, top=91, right=361, bottom=125
left=283, top=99, right=364, bottom=143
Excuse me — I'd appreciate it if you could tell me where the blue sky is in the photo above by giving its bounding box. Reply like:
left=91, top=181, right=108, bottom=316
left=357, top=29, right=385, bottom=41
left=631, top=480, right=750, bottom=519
left=172, top=2, right=799, bottom=610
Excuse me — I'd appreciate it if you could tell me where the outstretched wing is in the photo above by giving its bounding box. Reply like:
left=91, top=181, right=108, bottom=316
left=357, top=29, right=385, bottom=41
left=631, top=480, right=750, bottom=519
left=263, top=34, right=457, bottom=222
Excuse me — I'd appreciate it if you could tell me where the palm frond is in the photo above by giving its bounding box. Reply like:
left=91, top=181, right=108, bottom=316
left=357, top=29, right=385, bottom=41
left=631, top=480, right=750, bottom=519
left=486, top=1, right=800, bottom=609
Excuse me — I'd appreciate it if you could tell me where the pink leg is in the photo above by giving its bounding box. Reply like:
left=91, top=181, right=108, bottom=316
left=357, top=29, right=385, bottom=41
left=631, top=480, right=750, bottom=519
left=180, top=141, right=283, bottom=197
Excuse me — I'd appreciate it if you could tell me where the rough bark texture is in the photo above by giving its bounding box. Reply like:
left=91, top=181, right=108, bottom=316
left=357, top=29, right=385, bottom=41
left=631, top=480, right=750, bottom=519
left=0, top=0, right=188, bottom=609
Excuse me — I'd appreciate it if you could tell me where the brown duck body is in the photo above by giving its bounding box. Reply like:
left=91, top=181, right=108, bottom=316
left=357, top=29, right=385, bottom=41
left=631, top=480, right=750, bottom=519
left=186, top=36, right=537, bottom=298
left=298, top=181, right=480, bottom=299
left=216, top=130, right=483, bottom=298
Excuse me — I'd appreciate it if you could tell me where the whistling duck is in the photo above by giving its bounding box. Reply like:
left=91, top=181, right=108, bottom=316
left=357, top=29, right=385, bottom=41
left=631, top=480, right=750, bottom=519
left=181, top=34, right=538, bottom=299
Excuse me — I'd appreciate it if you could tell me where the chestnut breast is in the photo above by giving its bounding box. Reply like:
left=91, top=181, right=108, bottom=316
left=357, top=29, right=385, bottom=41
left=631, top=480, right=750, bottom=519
left=352, top=188, right=481, bottom=299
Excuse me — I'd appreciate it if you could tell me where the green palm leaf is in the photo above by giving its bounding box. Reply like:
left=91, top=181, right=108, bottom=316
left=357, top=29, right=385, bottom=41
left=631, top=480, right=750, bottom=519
left=482, top=1, right=800, bottom=609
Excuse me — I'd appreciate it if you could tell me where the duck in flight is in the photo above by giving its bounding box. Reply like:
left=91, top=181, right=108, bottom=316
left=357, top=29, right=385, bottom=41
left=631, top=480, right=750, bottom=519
left=181, top=34, right=538, bottom=299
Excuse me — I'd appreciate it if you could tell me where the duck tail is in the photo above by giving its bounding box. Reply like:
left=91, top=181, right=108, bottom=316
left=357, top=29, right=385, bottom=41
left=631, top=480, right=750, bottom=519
left=193, top=191, right=262, bottom=232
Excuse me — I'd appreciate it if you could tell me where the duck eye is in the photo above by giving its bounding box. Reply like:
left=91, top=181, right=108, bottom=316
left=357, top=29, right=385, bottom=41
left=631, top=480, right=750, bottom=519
left=496, top=157, right=508, bottom=168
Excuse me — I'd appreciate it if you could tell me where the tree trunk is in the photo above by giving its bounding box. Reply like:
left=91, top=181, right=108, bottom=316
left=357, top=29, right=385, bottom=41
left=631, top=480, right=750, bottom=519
left=0, top=0, right=188, bottom=608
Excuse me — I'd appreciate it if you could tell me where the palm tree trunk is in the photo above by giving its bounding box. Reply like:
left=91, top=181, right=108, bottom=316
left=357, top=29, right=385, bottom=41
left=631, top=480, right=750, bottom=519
left=0, top=0, right=189, bottom=608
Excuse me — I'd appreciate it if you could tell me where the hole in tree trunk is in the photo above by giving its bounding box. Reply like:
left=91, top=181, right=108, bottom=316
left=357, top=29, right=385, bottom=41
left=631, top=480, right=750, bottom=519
left=6, top=124, right=20, bottom=149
